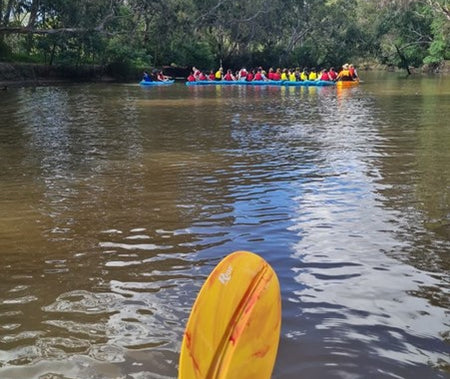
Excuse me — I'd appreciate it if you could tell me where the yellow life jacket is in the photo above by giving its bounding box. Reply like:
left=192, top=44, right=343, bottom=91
left=289, top=72, right=296, bottom=81
left=300, top=72, right=308, bottom=81
left=215, top=70, right=222, bottom=79
left=309, top=71, right=317, bottom=80
left=281, top=72, right=288, bottom=81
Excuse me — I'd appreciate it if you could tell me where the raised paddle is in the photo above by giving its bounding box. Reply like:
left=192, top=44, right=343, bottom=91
left=178, top=251, right=281, bottom=379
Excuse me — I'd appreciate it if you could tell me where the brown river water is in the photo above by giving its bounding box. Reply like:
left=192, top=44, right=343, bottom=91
left=0, top=73, right=449, bottom=378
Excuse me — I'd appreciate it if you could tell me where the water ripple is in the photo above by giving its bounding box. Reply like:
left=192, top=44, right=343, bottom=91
left=1, top=78, right=449, bottom=378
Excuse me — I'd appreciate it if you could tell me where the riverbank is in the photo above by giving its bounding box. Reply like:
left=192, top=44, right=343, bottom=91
left=358, top=60, right=450, bottom=74
left=0, top=62, right=117, bottom=87
left=1, top=61, right=448, bottom=87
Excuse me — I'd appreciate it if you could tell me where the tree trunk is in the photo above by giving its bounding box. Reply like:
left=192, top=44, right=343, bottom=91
left=27, top=0, right=40, bottom=28
left=26, top=0, right=40, bottom=51
left=3, top=0, right=15, bottom=26
left=49, top=41, right=56, bottom=66
left=395, top=44, right=411, bottom=75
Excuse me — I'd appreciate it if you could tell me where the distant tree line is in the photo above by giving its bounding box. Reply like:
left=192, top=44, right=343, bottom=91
left=0, top=0, right=448, bottom=76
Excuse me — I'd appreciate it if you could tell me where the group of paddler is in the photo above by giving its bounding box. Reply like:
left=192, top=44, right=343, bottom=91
left=142, top=69, right=171, bottom=82
left=187, top=63, right=359, bottom=83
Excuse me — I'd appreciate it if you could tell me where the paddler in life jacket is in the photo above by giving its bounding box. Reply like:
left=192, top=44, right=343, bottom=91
left=143, top=71, right=152, bottom=82
left=246, top=69, right=255, bottom=81
left=238, top=68, right=248, bottom=81
left=223, top=69, right=236, bottom=81
left=192, top=67, right=201, bottom=81
left=300, top=68, right=308, bottom=81
left=187, top=72, right=196, bottom=82
left=253, top=68, right=266, bottom=81
left=288, top=69, right=297, bottom=82
left=335, top=63, right=353, bottom=81
left=349, top=64, right=359, bottom=80
left=272, top=68, right=282, bottom=81
left=328, top=67, right=337, bottom=81
left=318, top=69, right=330, bottom=81
left=157, top=70, right=170, bottom=81
left=215, top=67, right=223, bottom=81
left=308, top=68, right=318, bottom=80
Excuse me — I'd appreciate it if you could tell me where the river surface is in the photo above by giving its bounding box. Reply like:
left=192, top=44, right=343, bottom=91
left=0, top=72, right=449, bottom=378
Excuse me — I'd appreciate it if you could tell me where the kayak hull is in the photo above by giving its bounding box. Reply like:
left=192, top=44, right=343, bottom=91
left=139, top=80, right=175, bottom=86
left=336, top=80, right=359, bottom=87
left=186, top=80, right=335, bottom=87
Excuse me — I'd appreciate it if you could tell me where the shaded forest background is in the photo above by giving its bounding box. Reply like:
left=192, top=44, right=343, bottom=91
left=0, top=0, right=449, bottom=78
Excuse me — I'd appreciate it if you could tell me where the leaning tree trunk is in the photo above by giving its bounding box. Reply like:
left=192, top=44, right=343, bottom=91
left=49, top=41, right=57, bottom=66
left=26, top=0, right=40, bottom=52
left=395, top=44, right=411, bottom=76
left=3, top=0, right=14, bottom=26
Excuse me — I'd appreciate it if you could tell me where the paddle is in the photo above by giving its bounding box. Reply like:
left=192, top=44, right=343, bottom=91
left=178, top=251, right=281, bottom=379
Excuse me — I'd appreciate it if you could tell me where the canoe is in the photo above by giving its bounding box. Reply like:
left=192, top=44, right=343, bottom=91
left=335, top=80, right=359, bottom=88
left=185, top=80, right=335, bottom=87
left=139, top=80, right=175, bottom=86
left=179, top=251, right=281, bottom=379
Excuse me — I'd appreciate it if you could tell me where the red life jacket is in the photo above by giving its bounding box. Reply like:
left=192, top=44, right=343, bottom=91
left=199, top=73, right=207, bottom=80
left=319, top=72, right=330, bottom=81
left=272, top=73, right=281, bottom=81
left=328, top=70, right=337, bottom=80
left=254, top=72, right=263, bottom=81
left=224, top=73, right=234, bottom=81
left=187, top=74, right=195, bottom=82
left=209, top=73, right=215, bottom=80
left=246, top=73, right=254, bottom=81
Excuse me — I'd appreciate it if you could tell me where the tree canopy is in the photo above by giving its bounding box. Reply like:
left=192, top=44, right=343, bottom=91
left=0, top=0, right=448, bottom=73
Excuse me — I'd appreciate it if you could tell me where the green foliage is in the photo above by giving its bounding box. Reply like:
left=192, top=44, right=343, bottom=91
left=291, top=43, right=320, bottom=70
left=362, top=0, right=450, bottom=71
left=424, top=16, right=450, bottom=64
left=0, top=0, right=448, bottom=75
left=101, top=31, right=151, bottom=77
left=0, top=39, right=12, bottom=60
left=167, top=40, right=215, bottom=70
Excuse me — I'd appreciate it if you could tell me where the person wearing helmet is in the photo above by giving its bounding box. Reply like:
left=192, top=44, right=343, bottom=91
left=335, top=63, right=353, bottom=81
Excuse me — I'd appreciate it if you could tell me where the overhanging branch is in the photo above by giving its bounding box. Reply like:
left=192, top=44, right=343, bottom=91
left=0, top=26, right=111, bottom=35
